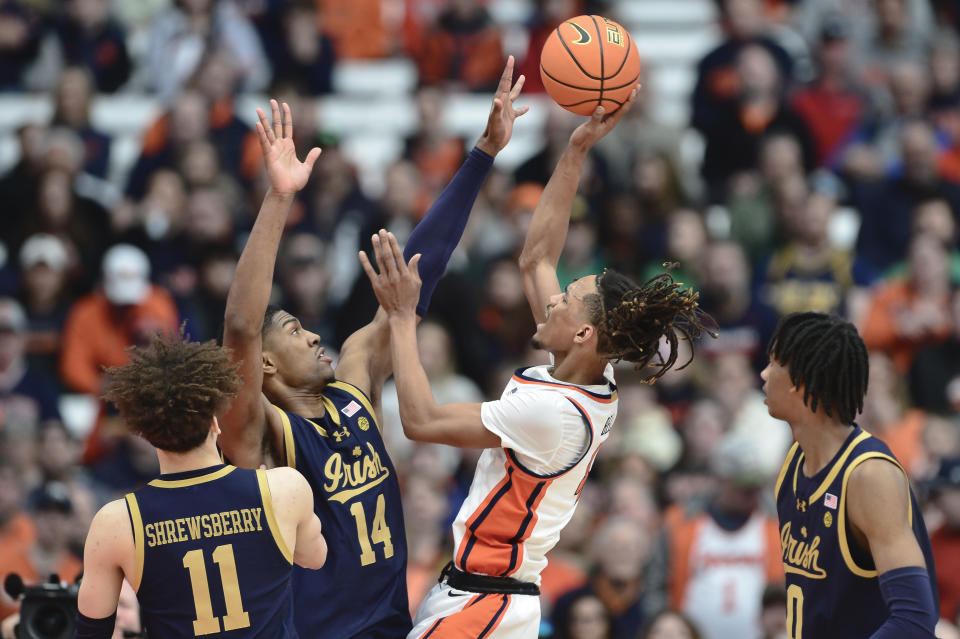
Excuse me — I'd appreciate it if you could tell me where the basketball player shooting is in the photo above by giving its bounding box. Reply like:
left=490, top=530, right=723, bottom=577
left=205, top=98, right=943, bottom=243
left=219, top=58, right=528, bottom=639
left=360, top=90, right=714, bottom=638
left=763, top=312, right=938, bottom=638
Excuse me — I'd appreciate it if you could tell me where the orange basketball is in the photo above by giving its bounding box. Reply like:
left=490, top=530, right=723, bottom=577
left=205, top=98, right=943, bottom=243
left=540, top=15, right=641, bottom=116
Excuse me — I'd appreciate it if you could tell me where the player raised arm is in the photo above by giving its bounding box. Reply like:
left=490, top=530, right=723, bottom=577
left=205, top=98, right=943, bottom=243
left=518, top=88, right=639, bottom=324
left=845, top=459, right=938, bottom=638
left=359, top=231, right=499, bottom=448
left=221, top=100, right=321, bottom=468
left=334, top=57, right=528, bottom=412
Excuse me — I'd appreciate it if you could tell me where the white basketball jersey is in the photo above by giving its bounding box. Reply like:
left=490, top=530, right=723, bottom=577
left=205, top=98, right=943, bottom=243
left=451, top=364, right=617, bottom=584
left=681, top=513, right=773, bottom=639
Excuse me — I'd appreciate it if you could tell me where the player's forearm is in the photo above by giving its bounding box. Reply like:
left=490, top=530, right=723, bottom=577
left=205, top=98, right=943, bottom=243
left=224, top=189, right=295, bottom=336
left=388, top=313, right=441, bottom=439
left=518, top=143, right=589, bottom=271
left=403, top=147, right=494, bottom=316
left=869, top=566, right=937, bottom=638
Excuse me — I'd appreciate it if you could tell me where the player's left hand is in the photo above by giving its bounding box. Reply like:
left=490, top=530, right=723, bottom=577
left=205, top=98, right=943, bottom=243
left=476, top=55, right=530, bottom=157
left=359, top=230, right=422, bottom=317
left=255, top=99, right=321, bottom=196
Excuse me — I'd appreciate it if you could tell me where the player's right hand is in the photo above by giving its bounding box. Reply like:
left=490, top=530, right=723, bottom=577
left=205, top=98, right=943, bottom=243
left=255, top=99, right=321, bottom=196
left=568, top=84, right=640, bottom=151
left=358, top=230, right=422, bottom=318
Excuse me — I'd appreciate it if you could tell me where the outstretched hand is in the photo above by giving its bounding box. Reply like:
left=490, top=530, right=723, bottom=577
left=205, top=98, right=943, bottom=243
left=476, top=56, right=530, bottom=156
left=569, top=85, right=641, bottom=151
left=256, top=99, right=321, bottom=196
left=359, top=230, right=422, bottom=318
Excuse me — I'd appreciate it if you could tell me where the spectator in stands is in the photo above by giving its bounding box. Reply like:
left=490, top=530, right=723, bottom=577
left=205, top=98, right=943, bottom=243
left=928, top=457, right=960, bottom=623
left=0, top=124, right=46, bottom=250
left=697, top=241, right=779, bottom=372
left=415, top=0, right=504, bottom=92
left=24, top=162, right=111, bottom=291
left=910, top=289, right=960, bottom=414
left=59, top=244, right=177, bottom=463
left=552, top=517, right=653, bottom=639
left=691, top=0, right=794, bottom=180
left=145, top=0, right=270, bottom=102
left=269, top=0, right=335, bottom=95
left=0, top=0, right=44, bottom=90
left=17, top=234, right=73, bottom=383
left=0, top=456, right=33, bottom=621
left=697, top=43, right=815, bottom=200
left=402, top=473, right=450, bottom=616
left=928, top=29, right=960, bottom=108
left=60, top=244, right=178, bottom=395
left=854, top=0, right=929, bottom=88
left=853, top=119, right=960, bottom=279
left=516, top=0, right=578, bottom=95
left=0, top=298, right=61, bottom=429
left=594, top=64, right=685, bottom=194
left=172, top=247, right=237, bottom=342
left=756, top=179, right=854, bottom=318
left=51, top=0, right=131, bottom=93
left=318, top=0, right=391, bottom=59
left=758, top=584, right=788, bottom=639
left=790, top=15, right=869, bottom=166
left=641, top=208, right=707, bottom=292
left=639, top=610, right=703, bottom=639
left=404, top=86, right=467, bottom=193
left=861, top=232, right=953, bottom=372
left=50, top=67, right=111, bottom=178
left=275, top=232, right=331, bottom=339
left=666, top=433, right=782, bottom=639
left=553, top=592, right=617, bottom=639
left=726, top=132, right=803, bottom=263
left=846, top=59, right=930, bottom=169
left=23, top=481, right=82, bottom=585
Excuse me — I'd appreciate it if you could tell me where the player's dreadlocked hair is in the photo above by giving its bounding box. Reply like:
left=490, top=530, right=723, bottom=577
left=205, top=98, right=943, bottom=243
left=767, top=312, right=868, bottom=424
left=584, top=269, right=716, bottom=380
left=103, top=326, right=242, bottom=453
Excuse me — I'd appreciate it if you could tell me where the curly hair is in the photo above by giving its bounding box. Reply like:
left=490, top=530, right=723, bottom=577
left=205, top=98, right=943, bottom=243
left=102, top=327, right=242, bottom=453
left=767, top=311, right=868, bottom=424
left=584, top=268, right=716, bottom=381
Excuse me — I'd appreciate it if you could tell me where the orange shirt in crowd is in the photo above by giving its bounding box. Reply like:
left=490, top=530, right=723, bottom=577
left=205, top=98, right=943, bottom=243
left=875, top=408, right=926, bottom=477
left=59, top=287, right=178, bottom=461
left=860, top=281, right=951, bottom=374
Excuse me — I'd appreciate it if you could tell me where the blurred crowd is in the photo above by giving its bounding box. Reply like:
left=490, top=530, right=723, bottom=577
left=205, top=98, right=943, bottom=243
left=3, top=0, right=960, bottom=638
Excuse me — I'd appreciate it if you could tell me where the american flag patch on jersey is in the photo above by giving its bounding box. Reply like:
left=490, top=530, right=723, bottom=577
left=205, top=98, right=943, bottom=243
left=341, top=400, right=361, bottom=418
left=824, top=493, right=838, bottom=510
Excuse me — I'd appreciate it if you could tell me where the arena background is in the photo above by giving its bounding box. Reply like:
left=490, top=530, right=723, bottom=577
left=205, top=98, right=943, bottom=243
left=1, top=0, right=960, bottom=637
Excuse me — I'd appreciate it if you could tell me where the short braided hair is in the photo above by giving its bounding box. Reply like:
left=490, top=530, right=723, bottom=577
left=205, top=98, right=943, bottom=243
left=767, top=312, right=868, bottom=424
left=103, top=326, right=242, bottom=452
left=584, top=268, right=716, bottom=380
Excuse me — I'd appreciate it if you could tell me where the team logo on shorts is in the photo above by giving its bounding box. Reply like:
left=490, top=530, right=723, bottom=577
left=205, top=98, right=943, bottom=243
left=358, top=416, right=370, bottom=431
left=823, top=511, right=833, bottom=528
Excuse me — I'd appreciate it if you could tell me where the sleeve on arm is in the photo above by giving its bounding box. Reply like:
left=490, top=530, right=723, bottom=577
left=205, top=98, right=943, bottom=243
left=481, top=392, right=565, bottom=465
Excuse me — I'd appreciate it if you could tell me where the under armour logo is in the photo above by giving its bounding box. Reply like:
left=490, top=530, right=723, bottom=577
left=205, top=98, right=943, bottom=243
left=796, top=499, right=807, bottom=512
left=333, top=427, right=351, bottom=442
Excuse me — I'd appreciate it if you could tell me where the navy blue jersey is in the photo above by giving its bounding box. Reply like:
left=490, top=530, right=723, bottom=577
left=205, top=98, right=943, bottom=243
left=775, top=426, right=938, bottom=639
left=124, top=465, right=296, bottom=638
left=274, top=380, right=411, bottom=639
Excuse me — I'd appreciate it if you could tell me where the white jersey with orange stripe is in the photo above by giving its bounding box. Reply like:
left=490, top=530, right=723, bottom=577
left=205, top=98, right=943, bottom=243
left=451, top=363, right=618, bottom=585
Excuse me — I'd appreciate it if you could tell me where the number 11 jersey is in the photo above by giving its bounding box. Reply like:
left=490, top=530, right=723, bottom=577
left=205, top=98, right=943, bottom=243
left=124, top=464, right=296, bottom=638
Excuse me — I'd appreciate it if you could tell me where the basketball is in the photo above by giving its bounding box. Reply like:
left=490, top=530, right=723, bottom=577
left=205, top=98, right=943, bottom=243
left=539, top=15, right=641, bottom=116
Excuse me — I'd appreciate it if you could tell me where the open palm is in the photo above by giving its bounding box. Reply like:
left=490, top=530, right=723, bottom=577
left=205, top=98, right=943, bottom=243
left=478, top=56, right=530, bottom=156
left=256, top=99, right=321, bottom=195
